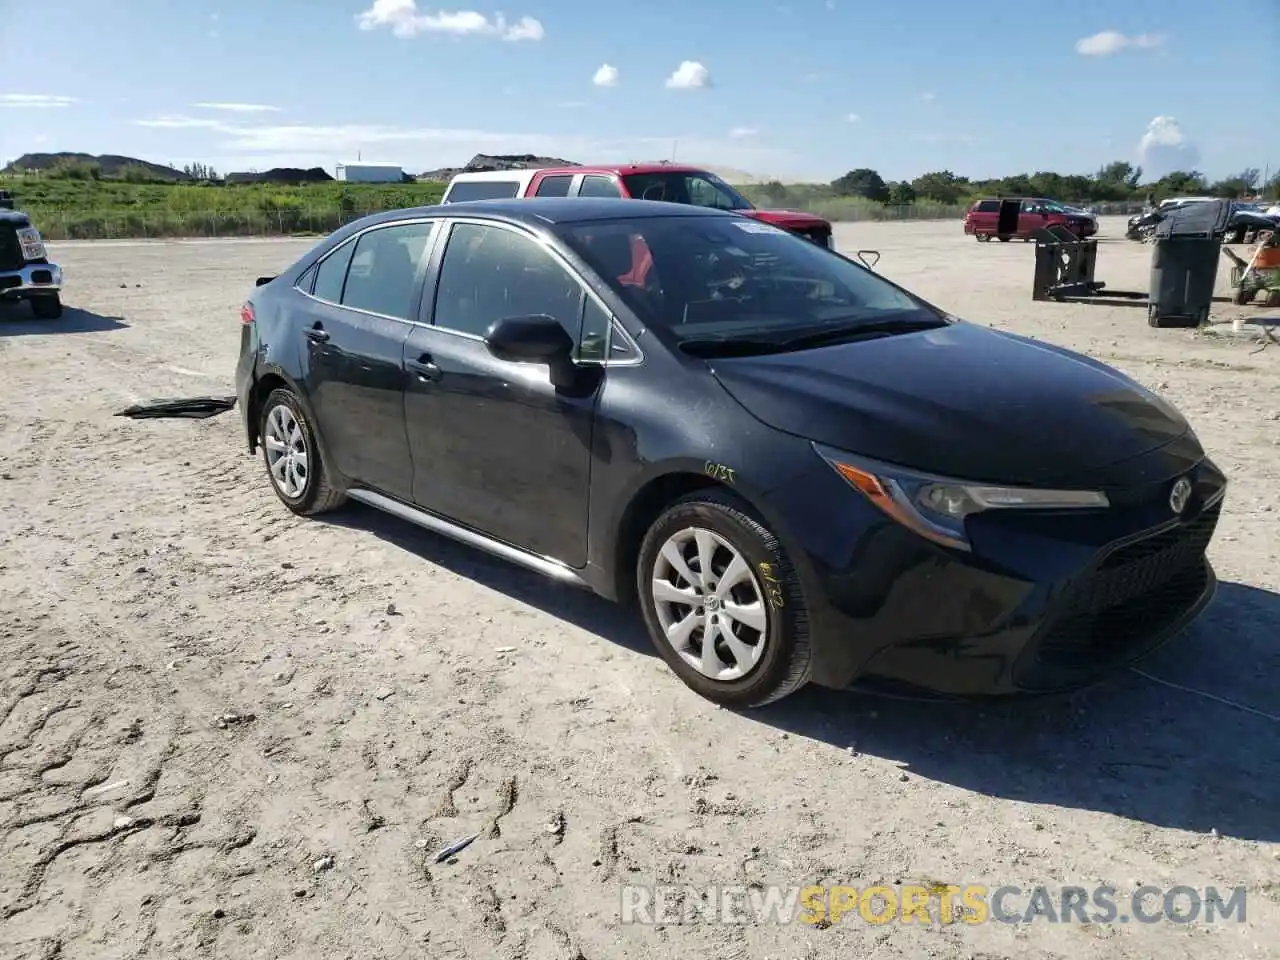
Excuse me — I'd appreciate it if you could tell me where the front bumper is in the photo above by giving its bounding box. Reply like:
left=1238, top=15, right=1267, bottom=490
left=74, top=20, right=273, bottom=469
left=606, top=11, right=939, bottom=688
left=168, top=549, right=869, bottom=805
left=0, top=261, right=63, bottom=300
left=767, top=448, right=1227, bottom=698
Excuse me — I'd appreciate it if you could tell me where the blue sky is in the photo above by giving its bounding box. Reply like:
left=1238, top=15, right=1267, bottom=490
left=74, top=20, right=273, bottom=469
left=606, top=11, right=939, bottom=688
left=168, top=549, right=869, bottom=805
left=1, top=0, right=1276, bottom=183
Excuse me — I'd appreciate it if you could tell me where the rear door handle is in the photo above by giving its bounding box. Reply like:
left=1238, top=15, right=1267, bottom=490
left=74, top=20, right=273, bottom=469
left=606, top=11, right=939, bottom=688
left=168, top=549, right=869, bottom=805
left=406, top=356, right=442, bottom=381
left=304, top=324, right=330, bottom=343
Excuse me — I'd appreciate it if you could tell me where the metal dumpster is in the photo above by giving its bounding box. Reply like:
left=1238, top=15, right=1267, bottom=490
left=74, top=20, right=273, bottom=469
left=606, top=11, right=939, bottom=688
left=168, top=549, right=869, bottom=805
left=1147, top=199, right=1231, bottom=328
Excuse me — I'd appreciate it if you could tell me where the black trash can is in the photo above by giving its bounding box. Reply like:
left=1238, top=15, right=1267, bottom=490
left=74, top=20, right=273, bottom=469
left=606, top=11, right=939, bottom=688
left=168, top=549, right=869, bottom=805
left=1147, top=199, right=1231, bottom=328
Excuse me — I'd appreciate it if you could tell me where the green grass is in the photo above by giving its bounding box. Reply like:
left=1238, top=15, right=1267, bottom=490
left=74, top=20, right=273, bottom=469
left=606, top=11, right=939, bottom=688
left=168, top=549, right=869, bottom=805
left=2, top=178, right=449, bottom=240
left=2, top=175, right=980, bottom=240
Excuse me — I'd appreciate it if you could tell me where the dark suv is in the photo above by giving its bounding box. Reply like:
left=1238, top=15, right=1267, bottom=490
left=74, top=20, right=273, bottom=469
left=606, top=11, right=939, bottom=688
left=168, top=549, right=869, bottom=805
left=236, top=198, right=1224, bottom=707
left=0, top=203, right=63, bottom=319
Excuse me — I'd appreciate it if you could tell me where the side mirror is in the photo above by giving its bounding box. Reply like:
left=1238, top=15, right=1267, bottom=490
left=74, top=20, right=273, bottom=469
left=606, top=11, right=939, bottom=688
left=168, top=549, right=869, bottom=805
left=485, top=314, right=574, bottom=364
left=856, top=250, right=881, bottom=270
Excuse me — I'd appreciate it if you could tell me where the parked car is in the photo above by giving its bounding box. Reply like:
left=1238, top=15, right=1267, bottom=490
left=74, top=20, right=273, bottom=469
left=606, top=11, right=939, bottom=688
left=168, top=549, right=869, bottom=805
left=236, top=198, right=1225, bottom=707
left=1125, top=199, right=1279, bottom=244
left=0, top=204, right=63, bottom=319
left=442, top=163, right=836, bottom=248
left=962, top=197, right=1098, bottom=242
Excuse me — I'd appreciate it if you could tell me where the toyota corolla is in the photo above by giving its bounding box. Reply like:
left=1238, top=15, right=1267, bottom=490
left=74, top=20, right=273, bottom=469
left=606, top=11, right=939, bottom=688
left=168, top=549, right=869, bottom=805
left=235, top=198, right=1226, bottom=707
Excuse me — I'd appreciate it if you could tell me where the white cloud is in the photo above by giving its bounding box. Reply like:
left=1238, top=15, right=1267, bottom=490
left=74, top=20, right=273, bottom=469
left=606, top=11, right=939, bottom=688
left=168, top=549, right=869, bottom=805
left=0, top=93, right=76, bottom=108
left=665, top=61, right=711, bottom=90
left=134, top=115, right=229, bottom=130
left=129, top=115, right=802, bottom=178
left=729, top=126, right=758, bottom=139
left=1137, top=115, right=1200, bottom=178
left=919, top=92, right=936, bottom=102
left=844, top=112, right=859, bottom=123
left=192, top=102, right=281, bottom=113
left=1075, top=30, right=1164, bottom=56
left=592, top=64, right=619, bottom=88
left=355, top=1, right=544, bottom=40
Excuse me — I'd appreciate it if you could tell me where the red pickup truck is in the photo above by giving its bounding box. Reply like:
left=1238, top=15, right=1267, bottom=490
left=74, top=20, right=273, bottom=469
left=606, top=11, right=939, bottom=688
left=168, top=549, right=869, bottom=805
left=442, top=163, right=836, bottom=248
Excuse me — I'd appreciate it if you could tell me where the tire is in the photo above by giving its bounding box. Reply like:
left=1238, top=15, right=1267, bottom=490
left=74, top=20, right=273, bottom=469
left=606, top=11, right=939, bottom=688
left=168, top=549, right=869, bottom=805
left=635, top=488, right=811, bottom=708
left=30, top=294, right=62, bottom=320
left=258, top=387, right=346, bottom=516
left=976, top=233, right=991, bottom=243
left=997, top=235, right=1011, bottom=242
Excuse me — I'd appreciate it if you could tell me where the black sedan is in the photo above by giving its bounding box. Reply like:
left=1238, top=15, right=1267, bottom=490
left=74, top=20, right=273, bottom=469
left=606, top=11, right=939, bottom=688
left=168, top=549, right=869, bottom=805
left=235, top=198, right=1226, bottom=707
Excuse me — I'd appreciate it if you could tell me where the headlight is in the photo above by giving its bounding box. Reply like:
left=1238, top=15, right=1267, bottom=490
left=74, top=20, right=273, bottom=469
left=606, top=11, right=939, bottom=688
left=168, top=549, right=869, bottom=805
left=814, top=443, right=1109, bottom=552
left=16, top=226, right=46, bottom=261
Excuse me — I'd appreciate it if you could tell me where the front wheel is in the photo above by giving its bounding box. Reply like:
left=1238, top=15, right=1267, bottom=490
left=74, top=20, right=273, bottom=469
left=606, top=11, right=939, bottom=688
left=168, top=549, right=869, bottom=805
left=30, top=294, right=62, bottom=319
left=636, top=490, right=812, bottom=708
left=976, top=233, right=991, bottom=243
left=258, top=387, right=346, bottom=516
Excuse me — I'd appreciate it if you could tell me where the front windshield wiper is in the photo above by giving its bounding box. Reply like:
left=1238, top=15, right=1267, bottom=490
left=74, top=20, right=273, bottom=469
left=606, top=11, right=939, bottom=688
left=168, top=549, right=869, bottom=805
left=779, top=316, right=946, bottom=350
left=678, top=316, right=947, bottom=358
left=678, top=337, right=791, bottom=357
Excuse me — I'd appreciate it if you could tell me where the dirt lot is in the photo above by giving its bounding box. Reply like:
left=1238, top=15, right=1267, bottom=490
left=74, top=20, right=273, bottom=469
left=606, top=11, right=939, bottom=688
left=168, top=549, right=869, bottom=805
left=1, top=216, right=1277, bottom=960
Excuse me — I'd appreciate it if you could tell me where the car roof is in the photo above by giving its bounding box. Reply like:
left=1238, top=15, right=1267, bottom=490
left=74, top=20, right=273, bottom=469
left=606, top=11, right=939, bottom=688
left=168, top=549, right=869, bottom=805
left=446, top=169, right=541, bottom=184
left=354, top=197, right=739, bottom=228
left=447, top=163, right=715, bottom=180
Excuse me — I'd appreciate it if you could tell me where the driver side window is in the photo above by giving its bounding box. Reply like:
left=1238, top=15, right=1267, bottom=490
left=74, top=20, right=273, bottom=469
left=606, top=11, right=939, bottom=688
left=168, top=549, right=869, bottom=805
left=687, top=176, right=728, bottom=209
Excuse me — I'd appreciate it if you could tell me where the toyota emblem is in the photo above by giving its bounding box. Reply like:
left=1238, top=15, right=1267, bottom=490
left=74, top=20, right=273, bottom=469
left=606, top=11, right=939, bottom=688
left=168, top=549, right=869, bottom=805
left=1169, top=477, right=1192, bottom=515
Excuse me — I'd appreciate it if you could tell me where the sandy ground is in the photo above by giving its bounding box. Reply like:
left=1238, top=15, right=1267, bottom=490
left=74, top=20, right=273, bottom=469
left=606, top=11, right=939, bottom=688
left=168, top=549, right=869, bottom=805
left=0, top=216, right=1277, bottom=960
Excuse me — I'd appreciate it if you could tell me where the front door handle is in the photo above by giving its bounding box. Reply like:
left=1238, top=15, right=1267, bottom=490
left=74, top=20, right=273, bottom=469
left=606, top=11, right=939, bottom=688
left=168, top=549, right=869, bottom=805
left=304, top=324, right=330, bottom=343
left=406, top=356, right=442, bottom=381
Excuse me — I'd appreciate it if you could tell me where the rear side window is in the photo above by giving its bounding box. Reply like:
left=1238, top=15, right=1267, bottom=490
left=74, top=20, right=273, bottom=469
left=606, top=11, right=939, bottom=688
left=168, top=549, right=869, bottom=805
left=446, top=180, right=521, bottom=202
left=976, top=200, right=999, bottom=212
left=534, top=175, right=573, bottom=197
left=313, top=240, right=356, bottom=302
left=340, top=221, right=436, bottom=320
left=579, top=176, right=622, bottom=198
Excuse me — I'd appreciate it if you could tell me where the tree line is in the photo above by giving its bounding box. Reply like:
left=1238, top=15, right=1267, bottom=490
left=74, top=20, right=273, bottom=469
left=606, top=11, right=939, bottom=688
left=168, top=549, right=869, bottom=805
left=762, top=162, right=1278, bottom=207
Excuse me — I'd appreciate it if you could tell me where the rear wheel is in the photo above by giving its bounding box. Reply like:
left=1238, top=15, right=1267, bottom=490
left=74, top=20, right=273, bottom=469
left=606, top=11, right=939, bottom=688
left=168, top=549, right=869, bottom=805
left=636, top=489, right=811, bottom=708
left=976, top=233, right=991, bottom=243
left=997, top=235, right=1011, bottom=242
left=258, top=387, right=346, bottom=516
left=30, top=294, right=62, bottom=320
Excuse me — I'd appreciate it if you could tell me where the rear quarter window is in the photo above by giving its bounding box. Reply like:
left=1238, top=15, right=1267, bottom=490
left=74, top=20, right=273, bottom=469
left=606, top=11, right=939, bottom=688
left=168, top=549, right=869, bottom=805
left=976, top=200, right=999, bottom=212
left=445, top=180, right=522, bottom=202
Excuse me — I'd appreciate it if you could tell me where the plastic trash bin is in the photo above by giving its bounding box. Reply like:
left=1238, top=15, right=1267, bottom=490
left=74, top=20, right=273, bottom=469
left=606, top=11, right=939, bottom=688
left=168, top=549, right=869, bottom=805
left=1147, top=199, right=1231, bottom=328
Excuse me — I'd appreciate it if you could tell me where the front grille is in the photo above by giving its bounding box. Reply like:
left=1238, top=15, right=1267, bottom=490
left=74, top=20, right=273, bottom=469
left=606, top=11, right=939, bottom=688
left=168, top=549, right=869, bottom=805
left=0, top=227, right=24, bottom=272
left=1024, top=501, right=1221, bottom=678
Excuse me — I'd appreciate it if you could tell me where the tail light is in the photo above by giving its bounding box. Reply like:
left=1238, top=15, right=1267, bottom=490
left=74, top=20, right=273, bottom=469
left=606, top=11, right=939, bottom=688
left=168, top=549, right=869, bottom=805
left=240, top=302, right=256, bottom=325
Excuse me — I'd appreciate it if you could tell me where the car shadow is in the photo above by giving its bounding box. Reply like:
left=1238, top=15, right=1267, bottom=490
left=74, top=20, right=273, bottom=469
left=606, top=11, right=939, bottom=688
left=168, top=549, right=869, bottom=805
left=746, top=580, right=1280, bottom=842
left=316, top=501, right=653, bottom=656
left=317, top=502, right=1280, bottom=840
left=0, top=305, right=129, bottom=337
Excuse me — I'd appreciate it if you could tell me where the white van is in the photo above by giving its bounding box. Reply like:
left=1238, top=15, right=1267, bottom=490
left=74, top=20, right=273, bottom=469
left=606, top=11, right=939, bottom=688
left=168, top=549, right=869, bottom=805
left=441, top=170, right=541, bottom=203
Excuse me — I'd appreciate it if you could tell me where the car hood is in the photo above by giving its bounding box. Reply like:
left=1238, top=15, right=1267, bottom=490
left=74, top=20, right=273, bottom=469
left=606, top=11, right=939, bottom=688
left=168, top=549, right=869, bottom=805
left=707, top=321, right=1190, bottom=486
left=741, top=209, right=831, bottom=229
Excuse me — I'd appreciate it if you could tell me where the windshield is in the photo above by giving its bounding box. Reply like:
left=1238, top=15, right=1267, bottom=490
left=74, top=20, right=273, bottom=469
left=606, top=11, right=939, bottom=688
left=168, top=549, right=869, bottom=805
left=558, top=215, right=941, bottom=349
left=621, top=171, right=755, bottom=211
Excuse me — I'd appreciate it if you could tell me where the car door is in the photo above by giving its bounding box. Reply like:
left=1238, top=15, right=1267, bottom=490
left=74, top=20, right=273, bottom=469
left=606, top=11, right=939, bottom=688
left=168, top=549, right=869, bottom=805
left=402, top=218, right=610, bottom=566
left=297, top=219, right=437, bottom=500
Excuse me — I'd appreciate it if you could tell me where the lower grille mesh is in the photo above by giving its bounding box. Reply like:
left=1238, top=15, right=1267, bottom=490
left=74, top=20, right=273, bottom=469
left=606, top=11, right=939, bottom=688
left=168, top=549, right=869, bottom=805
left=1027, top=502, right=1221, bottom=676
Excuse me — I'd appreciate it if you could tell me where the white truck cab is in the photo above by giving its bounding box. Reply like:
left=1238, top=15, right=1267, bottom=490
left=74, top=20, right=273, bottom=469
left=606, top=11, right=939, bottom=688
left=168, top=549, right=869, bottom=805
left=441, top=170, right=541, bottom=203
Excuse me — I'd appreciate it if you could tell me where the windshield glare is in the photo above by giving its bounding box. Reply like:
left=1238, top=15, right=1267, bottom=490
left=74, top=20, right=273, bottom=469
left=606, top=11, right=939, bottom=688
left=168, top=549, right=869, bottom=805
left=559, top=216, right=936, bottom=344
left=621, top=171, right=754, bottom=211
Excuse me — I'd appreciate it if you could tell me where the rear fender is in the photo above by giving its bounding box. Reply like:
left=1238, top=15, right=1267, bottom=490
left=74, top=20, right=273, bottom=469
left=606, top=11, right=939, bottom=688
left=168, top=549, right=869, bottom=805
left=246, top=364, right=339, bottom=484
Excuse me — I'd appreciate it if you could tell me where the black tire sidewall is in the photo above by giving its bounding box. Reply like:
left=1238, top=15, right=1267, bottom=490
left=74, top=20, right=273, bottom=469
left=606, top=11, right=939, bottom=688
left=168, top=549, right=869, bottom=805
left=259, top=388, right=320, bottom=512
left=636, top=493, right=808, bottom=706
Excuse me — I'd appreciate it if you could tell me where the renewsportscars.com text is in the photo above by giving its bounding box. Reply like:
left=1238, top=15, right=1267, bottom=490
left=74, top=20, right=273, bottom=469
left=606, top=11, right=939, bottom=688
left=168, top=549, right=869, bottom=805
left=620, top=883, right=1248, bottom=926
